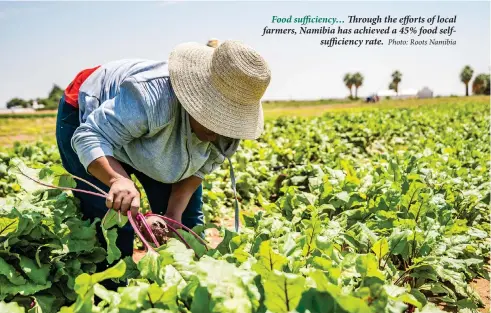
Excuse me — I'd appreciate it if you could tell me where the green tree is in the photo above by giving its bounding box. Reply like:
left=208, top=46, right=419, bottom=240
left=460, top=65, right=474, bottom=96
left=343, top=73, right=354, bottom=98
left=388, top=81, right=396, bottom=91
left=35, top=84, right=64, bottom=110
left=37, top=98, right=58, bottom=110
left=48, top=84, right=64, bottom=100
left=472, top=73, right=490, bottom=95
left=390, top=71, right=402, bottom=95
left=6, top=98, right=29, bottom=109
left=5, top=84, right=64, bottom=111
left=352, top=72, right=364, bottom=99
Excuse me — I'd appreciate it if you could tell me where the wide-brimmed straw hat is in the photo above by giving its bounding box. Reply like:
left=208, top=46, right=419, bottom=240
left=168, top=40, right=271, bottom=140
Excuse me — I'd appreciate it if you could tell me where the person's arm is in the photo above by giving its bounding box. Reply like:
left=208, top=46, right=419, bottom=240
left=72, top=79, right=151, bottom=170
left=87, top=155, right=140, bottom=216
left=165, top=138, right=240, bottom=222
left=71, top=78, right=160, bottom=216
left=164, top=175, right=203, bottom=223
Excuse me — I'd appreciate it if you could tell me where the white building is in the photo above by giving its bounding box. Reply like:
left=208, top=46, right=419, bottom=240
left=398, top=88, right=419, bottom=99
left=417, top=87, right=433, bottom=98
left=376, top=89, right=398, bottom=98
left=31, top=100, right=45, bottom=110
left=376, top=88, right=420, bottom=99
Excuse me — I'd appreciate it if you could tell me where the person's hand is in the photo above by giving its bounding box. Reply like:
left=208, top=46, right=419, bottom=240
left=106, top=177, right=140, bottom=216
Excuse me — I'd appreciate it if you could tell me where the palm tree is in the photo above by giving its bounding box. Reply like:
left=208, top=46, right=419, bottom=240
left=460, top=65, right=474, bottom=96
left=472, top=73, right=490, bottom=95
left=343, top=73, right=354, bottom=98
left=391, top=71, right=402, bottom=95
left=352, top=72, right=364, bottom=99
left=389, top=81, right=396, bottom=91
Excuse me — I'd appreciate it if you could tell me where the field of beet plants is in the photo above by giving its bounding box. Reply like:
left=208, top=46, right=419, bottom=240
left=0, top=100, right=489, bottom=313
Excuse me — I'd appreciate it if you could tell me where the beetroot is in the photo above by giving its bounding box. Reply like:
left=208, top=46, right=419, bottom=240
left=139, top=215, right=169, bottom=245
left=16, top=167, right=209, bottom=255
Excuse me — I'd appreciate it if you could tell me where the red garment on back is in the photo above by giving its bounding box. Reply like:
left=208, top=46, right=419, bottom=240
left=64, top=65, right=101, bottom=108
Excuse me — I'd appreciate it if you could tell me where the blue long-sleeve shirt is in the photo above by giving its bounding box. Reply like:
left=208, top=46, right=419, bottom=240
left=71, top=59, right=240, bottom=183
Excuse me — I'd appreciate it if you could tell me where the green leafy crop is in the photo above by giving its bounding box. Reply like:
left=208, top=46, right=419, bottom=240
left=0, top=100, right=489, bottom=313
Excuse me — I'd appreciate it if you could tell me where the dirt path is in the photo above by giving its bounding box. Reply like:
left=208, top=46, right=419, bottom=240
left=473, top=259, right=490, bottom=313
left=473, top=277, right=490, bottom=313
left=438, top=259, right=490, bottom=312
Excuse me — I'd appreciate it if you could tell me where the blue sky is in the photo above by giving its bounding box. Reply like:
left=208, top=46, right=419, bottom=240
left=0, top=1, right=489, bottom=107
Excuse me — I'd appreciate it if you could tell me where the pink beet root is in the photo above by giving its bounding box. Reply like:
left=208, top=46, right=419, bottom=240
left=139, top=215, right=170, bottom=245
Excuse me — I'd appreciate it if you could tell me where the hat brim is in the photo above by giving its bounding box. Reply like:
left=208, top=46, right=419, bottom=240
left=168, top=42, right=264, bottom=140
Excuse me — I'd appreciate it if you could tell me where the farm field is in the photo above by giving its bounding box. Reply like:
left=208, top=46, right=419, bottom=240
left=1, top=96, right=488, bottom=149
left=0, top=96, right=489, bottom=313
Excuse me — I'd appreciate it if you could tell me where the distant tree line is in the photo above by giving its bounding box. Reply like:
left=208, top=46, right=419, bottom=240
left=344, top=70, right=402, bottom=99
left=7, top=67, right=490, bottom=110
left=343, top=66, right=490, bottom=99
left=6, top=85, right=64, bottom=110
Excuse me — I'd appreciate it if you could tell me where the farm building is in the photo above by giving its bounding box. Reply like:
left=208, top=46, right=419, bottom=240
left=376, top=89, right=398, bottom=98
left=376, top=88, right=418, bottom=99
left=396, top=88, right=419, bottom=99
left=376, top=87, right=433, bottom=99
left=417, top=87, right=434, bottom=98
left=32, top=100, right=46, bottom=110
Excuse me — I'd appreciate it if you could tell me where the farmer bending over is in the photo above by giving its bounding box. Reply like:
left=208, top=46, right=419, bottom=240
left=55, top=40, right=271, bottom=274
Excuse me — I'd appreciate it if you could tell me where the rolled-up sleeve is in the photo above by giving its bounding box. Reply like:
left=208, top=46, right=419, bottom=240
left=71, top=78, right=150, bottom=171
